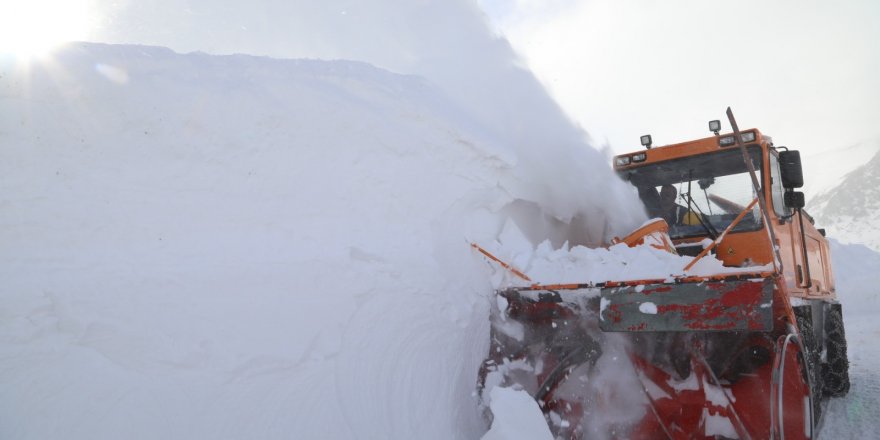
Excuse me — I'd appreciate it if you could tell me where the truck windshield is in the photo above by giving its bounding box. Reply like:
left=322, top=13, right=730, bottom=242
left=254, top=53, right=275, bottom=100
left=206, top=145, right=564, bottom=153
left=618, top=146, right=764, bottom=239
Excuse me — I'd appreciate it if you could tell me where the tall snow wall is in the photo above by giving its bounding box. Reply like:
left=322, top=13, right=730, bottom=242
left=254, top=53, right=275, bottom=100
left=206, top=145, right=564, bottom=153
left=0, top=43, right=644, bottom=439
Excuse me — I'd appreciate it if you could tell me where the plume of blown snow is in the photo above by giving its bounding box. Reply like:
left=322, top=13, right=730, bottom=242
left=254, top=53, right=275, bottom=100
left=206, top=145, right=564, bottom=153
left=90, top=0, right=647, bottom=241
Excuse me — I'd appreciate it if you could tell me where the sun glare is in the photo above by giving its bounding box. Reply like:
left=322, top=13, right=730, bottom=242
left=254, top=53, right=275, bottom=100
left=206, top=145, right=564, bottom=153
left=0, top=0, right=92, bottom=58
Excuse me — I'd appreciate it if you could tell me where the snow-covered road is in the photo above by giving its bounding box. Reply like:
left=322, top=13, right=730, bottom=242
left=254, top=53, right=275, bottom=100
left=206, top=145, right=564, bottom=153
left=821, top=312, right=880, bottom=438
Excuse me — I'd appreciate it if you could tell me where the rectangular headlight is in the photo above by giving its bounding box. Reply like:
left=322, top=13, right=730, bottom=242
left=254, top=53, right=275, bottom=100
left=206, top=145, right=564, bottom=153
left=740, top=131, right=756, bottom=143
left=719, top=135, right=736, bottom=146
left=615, top=156, right=631, bottom=166
left=631, top=152, right=647, bottom=162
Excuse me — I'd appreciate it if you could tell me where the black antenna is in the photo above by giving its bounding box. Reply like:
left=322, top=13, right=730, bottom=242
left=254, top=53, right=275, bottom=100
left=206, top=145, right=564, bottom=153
left=726, top=107, right=781, bottom=269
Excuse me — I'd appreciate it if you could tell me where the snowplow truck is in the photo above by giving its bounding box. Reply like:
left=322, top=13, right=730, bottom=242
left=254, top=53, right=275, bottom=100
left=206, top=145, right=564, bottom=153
left=478, top=110, right=849, bottom=439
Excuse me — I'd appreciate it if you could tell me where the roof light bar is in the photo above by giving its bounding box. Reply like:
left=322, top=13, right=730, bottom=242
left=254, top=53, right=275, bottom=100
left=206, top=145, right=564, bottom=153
left=719, top=135, right=736, bottom=146
left=614, top=156, right=631, bottom=167
left=632, top=152, right=647, bottom=163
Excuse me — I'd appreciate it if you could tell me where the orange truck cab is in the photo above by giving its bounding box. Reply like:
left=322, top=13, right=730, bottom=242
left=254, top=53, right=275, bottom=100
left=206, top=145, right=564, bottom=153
left=613, top=128, right=835, bottom=301
left=478, top=119, right=850, bottom=439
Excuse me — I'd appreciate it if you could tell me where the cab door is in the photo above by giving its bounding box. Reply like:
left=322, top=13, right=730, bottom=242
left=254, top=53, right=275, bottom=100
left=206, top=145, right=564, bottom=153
left=768, top=151, right=833, bottom=297
left=767, top=151, right=807, bottom=295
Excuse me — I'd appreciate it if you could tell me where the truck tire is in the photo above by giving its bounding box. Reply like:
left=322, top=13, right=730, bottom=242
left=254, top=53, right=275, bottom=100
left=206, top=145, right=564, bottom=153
left=822, top=304, right=850, bottom=397
left=794, top=308, right=822, bottom=420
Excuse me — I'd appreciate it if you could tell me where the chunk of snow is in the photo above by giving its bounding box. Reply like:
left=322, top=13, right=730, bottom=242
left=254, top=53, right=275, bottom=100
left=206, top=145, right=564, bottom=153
left=669, top=371, right=700, bottom=392
left=703, top=380, right=736, bottom=406
left=638, top=302, right=658, bottom=314
left=599, top=296, right=610, bottom=322
left=495, top=320, right=525, bottom=342
left=703, top=408, right=739, bottom=439
left=497, top=295, right=510, bottom=320
left=497, top=219, right=535, bottom=269
left=481, top=387, right=554, bottom=440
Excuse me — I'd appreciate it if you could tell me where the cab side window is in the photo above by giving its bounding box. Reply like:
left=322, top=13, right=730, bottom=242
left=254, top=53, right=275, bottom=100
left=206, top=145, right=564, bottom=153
left=769, top=153, right=790, bottom=218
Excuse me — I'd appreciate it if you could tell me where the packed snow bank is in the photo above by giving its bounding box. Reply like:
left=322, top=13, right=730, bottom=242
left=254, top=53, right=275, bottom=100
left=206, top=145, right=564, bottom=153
left=0, top=43, right=644, bottom=439
left=829, top=239, right=880, bottom=315
left=481, top=219, right=770, bottom=289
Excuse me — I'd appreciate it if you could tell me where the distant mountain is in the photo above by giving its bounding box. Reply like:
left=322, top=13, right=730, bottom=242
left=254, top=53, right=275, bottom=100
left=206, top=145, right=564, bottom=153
left=802, top=139, right=880, bottom=200
left=811, top=149, right=880, bottom=252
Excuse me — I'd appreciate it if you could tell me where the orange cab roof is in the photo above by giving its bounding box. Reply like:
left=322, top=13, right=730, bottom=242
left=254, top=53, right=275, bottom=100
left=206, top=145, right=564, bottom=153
left=613, top=129, right=770, bottom=170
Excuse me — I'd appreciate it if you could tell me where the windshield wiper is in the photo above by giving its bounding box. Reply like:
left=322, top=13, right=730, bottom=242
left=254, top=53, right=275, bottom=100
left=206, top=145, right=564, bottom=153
left=685, top=174, right=720, bottom=240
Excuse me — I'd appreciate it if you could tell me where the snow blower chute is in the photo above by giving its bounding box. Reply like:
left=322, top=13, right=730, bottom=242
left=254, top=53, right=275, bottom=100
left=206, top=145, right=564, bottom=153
left=477, top=109, right=849, bottom=440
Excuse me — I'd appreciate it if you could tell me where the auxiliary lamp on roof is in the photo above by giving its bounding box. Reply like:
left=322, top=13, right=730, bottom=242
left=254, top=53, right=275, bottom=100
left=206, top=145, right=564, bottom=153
left=709, top=120, right=721, bottom=135
left=640, top=135, right=652, bottom=149
left=718, top=131, right=757, bottom=147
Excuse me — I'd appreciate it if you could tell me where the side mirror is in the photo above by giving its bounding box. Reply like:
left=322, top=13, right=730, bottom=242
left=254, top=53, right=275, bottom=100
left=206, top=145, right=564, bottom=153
left=784, top=191, right=805, bottom=209
left=778, top=150, right=804, bottom=189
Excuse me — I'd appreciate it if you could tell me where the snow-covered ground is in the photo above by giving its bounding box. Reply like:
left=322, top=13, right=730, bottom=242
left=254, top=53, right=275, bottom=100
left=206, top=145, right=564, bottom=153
left=2, top=41, right=879, bottom=439
left=821, top=314, right=880, bottom=438
left=814, top=240, right=880, bottom=439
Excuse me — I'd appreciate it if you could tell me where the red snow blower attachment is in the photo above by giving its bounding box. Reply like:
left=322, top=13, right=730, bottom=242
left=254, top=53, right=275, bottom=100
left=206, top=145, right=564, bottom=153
left=477, top=109, right=849, bottom=439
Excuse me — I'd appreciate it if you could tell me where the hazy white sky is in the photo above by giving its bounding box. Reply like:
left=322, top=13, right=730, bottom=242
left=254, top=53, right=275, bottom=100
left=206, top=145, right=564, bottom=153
left=480, top=0, right=880, bottom=154
left=7, top=0, right=877, bottom=156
